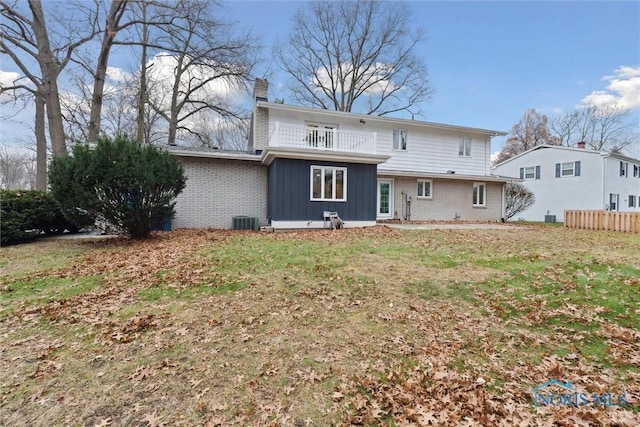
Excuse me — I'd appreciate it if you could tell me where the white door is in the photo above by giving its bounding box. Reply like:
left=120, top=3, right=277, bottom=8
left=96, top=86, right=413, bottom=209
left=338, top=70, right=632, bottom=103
left=377, top=179, right=393, bottom=218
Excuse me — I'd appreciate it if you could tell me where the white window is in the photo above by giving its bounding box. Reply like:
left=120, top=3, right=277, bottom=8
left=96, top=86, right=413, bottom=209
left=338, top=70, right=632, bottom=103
left=561, top=162, right=574, bottom=176
left=472, top=182, right=486, bottom=207
left=555, top=161, right=581, bottom=177
left=393, top=130, right=407, bottom=150
left=310, top=166, right=346, bottom=201
left=524, top=166, right=535, bottom=179
left=459, top=138, right=471, bottom=156
left=634, top=164, right=639, bottom=177
left=417, top=180, right=432, bottom=199
left=620, top=161, right=628, bottom=177
left=629, top=195, right=636, bottom=208
left=520, top=166, right=540, bottom=180
left=609, top=193, right=619, bottom=211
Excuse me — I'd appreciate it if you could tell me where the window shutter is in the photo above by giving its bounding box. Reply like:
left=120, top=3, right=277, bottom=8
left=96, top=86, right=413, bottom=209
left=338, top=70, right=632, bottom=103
left=575, top=161, right=581, bottom=176
left=555, top=163, right=561, bottom=178
left=535, top=166, right=541, bottom=179
left=519, top=168, right=524, bottom=179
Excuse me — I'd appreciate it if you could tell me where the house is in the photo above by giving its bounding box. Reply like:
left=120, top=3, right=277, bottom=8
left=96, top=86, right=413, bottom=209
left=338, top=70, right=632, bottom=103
left=171, top=79, right=510, bottom=230
left=492, top=144, right=640, bottom=221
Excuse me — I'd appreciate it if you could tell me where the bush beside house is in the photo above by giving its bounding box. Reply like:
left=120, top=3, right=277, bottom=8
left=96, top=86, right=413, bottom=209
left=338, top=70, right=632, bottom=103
left=49, top=136, right=187, bottom=239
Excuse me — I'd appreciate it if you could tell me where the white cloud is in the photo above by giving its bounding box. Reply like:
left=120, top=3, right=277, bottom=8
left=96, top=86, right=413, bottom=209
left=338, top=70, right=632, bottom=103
left=582, top=65, right=640, bottom=111
left=0, top=70, right=21, bottom=88
left=490, top=151, right=501, bottom=165
left=312, top=62, right=399, bottom=96
left=0, top=70, right=27, bottom=102
left=106, top=66, right=132, bottom=83
left=146, top=52, right=244, bottom=115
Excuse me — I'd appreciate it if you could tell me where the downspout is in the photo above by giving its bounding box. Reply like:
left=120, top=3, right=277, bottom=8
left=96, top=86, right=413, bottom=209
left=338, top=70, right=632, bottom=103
left=501, top=182, right=506, bottom=222
left=602, top=154, right=607, bottom=209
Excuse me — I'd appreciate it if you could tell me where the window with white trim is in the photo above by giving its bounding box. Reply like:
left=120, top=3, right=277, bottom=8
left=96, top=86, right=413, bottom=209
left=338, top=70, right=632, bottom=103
left=562, top=162, right=574, bottom=176
left=634, top=164, right=639, bottom=177
left=609, top=193, right=619, bottom=211
left=520, top=166, right=540, bottom=180
left=524, top=167, right=535, bottom=179
left=555, top=161, right=581, bottom=177
left=458, top=138, right=471, bottom=156
left=620, top=161, right=629, bottom=177
left=472, top=182, right=486, bottom=207
left=310, top=166, right=346, bottom=201
left=392, top=130, right=407, bottom=150
left=629, top=195, right=636, bottom=208
left=417, top=180, right=432, bottom=199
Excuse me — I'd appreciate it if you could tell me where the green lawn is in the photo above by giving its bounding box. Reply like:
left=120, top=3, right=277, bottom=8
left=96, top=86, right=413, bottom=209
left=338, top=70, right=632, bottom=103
left=1, top=226, right=638, bottom=426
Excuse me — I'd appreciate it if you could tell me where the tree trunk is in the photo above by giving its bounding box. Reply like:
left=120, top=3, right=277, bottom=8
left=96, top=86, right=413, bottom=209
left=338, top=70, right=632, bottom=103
left=166, top=58, right=184, bottom=146
left=88, top=0, right=127, bottom=143
left=137, top=5, right=148, bottom=143
left=29, top=0, right=66, bottom=156
left=35, top=91, right=47, bottom=190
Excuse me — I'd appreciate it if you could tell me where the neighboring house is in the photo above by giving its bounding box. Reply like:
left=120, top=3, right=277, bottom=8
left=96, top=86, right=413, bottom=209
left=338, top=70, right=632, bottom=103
left=171, top=79, right=510, bottom=230
left=493, top=144, right=640, bottom=222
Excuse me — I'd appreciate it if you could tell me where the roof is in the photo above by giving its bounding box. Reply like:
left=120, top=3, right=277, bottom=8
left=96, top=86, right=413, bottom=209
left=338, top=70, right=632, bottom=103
left=261, top=146, right=389, bottom=166
left=493, top=144, right=640, bottom=167
left=167, top=145, right=261, bottom=161
left=256, top=101, right=507, bottom=138
left=377, top=168, right=518, bottom=183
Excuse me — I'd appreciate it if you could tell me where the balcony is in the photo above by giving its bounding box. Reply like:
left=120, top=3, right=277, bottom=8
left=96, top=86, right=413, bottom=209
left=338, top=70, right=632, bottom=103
left=268, top=122, right=377, bottom=155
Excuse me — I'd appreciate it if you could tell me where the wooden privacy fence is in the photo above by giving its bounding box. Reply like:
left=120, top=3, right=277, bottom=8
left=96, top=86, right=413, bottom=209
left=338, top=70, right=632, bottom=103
left=564, top=210, right=640, bottom=233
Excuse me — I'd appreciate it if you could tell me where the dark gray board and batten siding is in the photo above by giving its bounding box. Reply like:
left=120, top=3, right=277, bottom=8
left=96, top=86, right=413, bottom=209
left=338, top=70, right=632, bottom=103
left=268, top=158, right=377, bottom=222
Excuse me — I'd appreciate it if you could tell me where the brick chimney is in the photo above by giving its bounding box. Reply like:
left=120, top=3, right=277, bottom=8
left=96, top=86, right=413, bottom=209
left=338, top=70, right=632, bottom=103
left=249, top=79, right=269, bottom=152
left=577, top=141, right=586, bottom=149
left=253, top=78, right=269, bottom=102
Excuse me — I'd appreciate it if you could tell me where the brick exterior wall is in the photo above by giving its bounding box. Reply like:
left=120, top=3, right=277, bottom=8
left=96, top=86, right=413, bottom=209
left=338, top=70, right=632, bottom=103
left=253, top=106, right=269, bottom=152
left=252, top=78, right=269, bottom=152
left=173, top=157, right=267, bottom=229
left=387, top=177, right=503, bottom=221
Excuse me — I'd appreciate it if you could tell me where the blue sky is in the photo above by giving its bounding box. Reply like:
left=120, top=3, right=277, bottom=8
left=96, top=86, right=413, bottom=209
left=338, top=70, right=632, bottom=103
left=228, top=0, right=640, bottom=155
left=1, top=1, right=639, bottom=156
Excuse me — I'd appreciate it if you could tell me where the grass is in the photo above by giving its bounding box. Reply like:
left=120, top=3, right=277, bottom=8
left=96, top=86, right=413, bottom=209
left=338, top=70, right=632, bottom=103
left=0, top=226, right=638, bottom=425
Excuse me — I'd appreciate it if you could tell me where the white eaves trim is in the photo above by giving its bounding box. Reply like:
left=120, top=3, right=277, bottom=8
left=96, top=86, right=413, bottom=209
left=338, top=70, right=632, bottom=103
left=167, top=147, right=261, bottom=162
left=377, top=168, right=518, bottom=183
left=260, top=146, right=390, bottom=166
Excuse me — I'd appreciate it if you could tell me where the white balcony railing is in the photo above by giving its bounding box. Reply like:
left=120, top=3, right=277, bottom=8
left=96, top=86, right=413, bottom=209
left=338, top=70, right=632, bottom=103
left=268, top=122, right=376, bottom=155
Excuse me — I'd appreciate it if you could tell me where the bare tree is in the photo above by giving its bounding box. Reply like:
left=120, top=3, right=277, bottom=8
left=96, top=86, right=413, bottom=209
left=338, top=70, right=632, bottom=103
left=145, top=0, right=258, bottom=145
left=493, top=109, right=559, bottom=164
left=0, top=0, right=100, bottom=156
left=1, top=0, right=103, bottom=190
left=86, top=0, right=128, bottom=143
left=567, top=104, right=634, bottom=152
left=276, top=0, right=432, bottom=117
left=135, top=1, right=149, bottom=143
left=0, top=86, right=47, bottom=189
left=549, top=110, right=580, bottom=147
left=0, top=143, right=35, bottom=189
left=504, top=183, right=535, bottom=221
left=183, top=115, right=249, bottom=150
